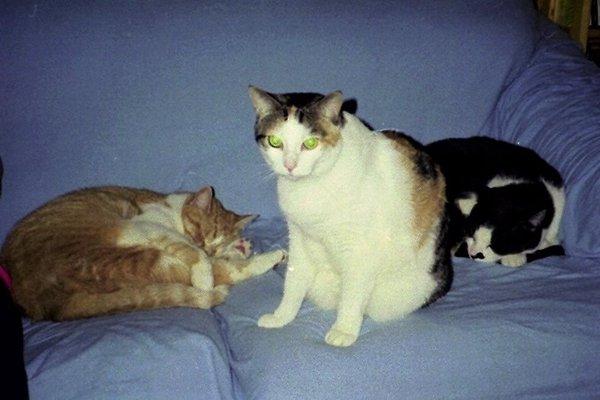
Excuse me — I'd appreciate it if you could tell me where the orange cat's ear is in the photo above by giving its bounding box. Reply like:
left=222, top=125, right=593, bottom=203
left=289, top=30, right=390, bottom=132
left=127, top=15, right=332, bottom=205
left=236, top=214, right=259, bottom=230
left=191, top=186, right=215, bottom=211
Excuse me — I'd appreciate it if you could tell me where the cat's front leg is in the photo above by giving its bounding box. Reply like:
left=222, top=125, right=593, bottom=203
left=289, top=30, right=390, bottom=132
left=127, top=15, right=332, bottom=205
left=325, top=267, right=375, bottom=347
left=258, top=228, right=315, bottom=329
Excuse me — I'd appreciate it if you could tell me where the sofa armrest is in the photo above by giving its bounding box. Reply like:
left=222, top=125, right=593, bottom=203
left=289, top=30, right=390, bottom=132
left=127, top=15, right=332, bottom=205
left=484, top=18, right=600, bottom=258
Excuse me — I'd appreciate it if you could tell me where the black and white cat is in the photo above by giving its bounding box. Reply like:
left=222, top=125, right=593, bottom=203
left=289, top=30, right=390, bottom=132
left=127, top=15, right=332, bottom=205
left=426, top=137, right=565, bottom=267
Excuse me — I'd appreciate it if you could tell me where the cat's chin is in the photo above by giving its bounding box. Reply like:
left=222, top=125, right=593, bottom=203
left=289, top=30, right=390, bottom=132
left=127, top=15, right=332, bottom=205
left=275, top=170, right=312, bottom=181
left=279, top=174, right=304, bottom=182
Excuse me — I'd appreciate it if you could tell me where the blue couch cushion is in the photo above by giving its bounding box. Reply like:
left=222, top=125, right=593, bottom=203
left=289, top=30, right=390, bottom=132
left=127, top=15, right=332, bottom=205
left=216, top=218, right=600, bottom=400
left=24, top=308, right=236, bottom=400
left=0, top=0, right=538, bottom=238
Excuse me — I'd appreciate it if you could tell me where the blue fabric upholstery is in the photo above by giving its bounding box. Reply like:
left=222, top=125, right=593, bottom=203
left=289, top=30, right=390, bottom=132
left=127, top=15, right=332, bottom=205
left=219, top=219, right=600, bottom=400
left=1, top=1, right=599, bottom=399
left=18, top=220, right=288, bottom=400
left=23, top=308, right=237, bottom=400
left=0, top=0, right=537, bottom=239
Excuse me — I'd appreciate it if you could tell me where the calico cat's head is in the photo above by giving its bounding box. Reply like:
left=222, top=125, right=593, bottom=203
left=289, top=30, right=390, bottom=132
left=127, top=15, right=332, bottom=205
left=182, top=187, right=256, bottom=257
left=248, top=86, right=350, bottom=180
left=457, top=183, right=552, bottom=262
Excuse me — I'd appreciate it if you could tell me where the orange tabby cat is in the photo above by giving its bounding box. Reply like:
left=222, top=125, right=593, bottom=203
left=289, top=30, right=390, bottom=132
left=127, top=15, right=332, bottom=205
left=0, top=186, right=285, bottom=321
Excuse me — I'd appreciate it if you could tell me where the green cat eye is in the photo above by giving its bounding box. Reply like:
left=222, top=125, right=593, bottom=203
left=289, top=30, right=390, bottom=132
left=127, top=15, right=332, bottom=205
left=303, top=136, right=319, bottom=150
left=267, top=135, right=283, bottom=148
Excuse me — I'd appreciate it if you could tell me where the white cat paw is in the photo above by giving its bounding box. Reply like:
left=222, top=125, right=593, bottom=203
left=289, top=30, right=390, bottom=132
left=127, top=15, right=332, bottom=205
left=325, top=328, right=358, bottom=347
left=500, top=254, right=527, bottom=268
left=249, top=249, right=287, bottom=276
left=257, top=313, right=289, bottom=329
left=268, top=249, right=287, bottom=265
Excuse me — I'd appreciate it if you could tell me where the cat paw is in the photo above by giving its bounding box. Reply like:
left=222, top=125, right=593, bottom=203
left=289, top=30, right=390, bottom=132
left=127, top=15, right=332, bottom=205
left=500, top=254, right=527, bottom=268
left=248, top=249, right=288, bottom=276
left=267, top=249, right=287, bottom=264
left=257, top=313, right=290, bottom=329
left=325, top=328, right=358, bottom=347
left=234, top=238, right=253, bottom=258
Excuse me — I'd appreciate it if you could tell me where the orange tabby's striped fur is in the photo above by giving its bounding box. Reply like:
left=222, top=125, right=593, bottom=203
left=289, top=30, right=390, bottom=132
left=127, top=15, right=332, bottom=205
left=1, top=186, right=285, bottom=321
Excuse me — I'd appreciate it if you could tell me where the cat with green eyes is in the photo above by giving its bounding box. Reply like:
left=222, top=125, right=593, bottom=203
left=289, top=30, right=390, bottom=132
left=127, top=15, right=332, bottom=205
left=248, top=86, right=452, bottom=347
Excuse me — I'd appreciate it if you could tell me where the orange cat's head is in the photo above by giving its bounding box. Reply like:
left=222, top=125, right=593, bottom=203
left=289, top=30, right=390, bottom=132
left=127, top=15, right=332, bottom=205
left=181, top=187, right=256, bottom=257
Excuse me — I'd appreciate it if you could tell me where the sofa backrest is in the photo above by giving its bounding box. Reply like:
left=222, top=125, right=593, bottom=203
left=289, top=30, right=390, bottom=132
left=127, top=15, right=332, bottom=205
left=0, top=1, right=538, bottom=239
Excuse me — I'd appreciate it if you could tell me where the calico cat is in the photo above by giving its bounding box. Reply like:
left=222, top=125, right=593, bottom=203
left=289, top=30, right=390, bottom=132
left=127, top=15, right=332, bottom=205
left=0, top=186, right=286, bottom=321
left=248, top=86, right=452, bottom=347
left=425, top=137, right=565, bottom=267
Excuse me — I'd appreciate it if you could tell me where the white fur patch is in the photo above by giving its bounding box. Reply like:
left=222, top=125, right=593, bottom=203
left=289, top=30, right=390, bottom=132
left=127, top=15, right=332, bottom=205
left=117, top=193, right=189, bottom=247
left=466, top=226, right=498, bottom=261
left=456, top=192, right=478, bottom=216
left=487, top=176, right=525, bottom=188
left=261, top=116, right=327, bottom=179
left=541, top=179, right=565, bottom=248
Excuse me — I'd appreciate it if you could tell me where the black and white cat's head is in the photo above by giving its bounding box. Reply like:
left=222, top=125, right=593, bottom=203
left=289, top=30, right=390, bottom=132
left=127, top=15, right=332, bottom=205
left=248, top=86, right=353, bottom=180
left=457, top=183, right=553, bottom=263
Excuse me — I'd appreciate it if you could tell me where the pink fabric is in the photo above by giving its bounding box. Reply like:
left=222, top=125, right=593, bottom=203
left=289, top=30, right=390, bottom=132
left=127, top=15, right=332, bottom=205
left=0, top=264, right=12, bottom=290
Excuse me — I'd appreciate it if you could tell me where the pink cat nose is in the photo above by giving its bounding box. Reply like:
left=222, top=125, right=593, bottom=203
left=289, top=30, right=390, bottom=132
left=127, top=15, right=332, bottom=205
left=284, top=160, right=297, bottom=172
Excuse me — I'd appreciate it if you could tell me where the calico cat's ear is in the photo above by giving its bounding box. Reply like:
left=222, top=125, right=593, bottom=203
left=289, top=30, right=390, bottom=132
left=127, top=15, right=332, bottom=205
left=248, top=86, right=280, bottom=119
left=235, top=214, right=259, bottom=230
left=456, top=192, right=478, bottom=216
left=314, top=91, right=344, bottom=122
left=191, top=186, right=215, bottom=211
left=527, top=209, right=546, bottom=228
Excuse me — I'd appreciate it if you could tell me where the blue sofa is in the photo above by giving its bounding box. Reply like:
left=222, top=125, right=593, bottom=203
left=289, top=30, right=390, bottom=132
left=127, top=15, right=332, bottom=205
left=1, top=1, right=599, bottom=399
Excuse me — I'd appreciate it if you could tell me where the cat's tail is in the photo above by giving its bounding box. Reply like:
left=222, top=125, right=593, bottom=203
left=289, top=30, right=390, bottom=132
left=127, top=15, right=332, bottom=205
left=50, top=284, right=228, bottom=321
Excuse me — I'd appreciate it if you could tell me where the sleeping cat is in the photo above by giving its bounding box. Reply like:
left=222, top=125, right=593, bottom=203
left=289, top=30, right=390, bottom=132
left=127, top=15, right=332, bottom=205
left=0, top=186, right=286, bottom=321
left=425, top=137, right=565, bottom=267
left=248, top=86, right=452, bottom=347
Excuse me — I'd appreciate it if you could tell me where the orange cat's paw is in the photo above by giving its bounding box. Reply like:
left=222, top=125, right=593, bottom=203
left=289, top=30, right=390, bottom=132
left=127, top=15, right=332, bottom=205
left=233, top=238, right=253, bottom=258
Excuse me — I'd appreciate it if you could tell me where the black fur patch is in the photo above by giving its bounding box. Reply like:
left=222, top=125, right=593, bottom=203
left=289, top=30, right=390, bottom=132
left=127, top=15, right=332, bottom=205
left=426, top=136, right=564, bottom=262
left=425, top=136, right=563, bottom=199
left=469, top=183, right=554, bottom=255
left=423, top=203, right=453, bottom=308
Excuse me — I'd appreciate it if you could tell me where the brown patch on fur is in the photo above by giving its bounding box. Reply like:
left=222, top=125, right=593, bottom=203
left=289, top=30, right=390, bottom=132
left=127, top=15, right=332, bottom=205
left=212, top=259, right=236, bottom=286
left=382, top=130, right=447, bottom=248
left=151, top=237, right=200, bottom=266
left=0, top=186, right=254, bottom=321
left=313, top=117, right=342, bottom=147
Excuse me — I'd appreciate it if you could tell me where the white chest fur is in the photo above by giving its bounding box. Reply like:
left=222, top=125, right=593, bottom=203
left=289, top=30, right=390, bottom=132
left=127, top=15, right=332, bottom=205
left=117, top=193, right=188, bottom=247
left=278, top=117, right=417, bottom=257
